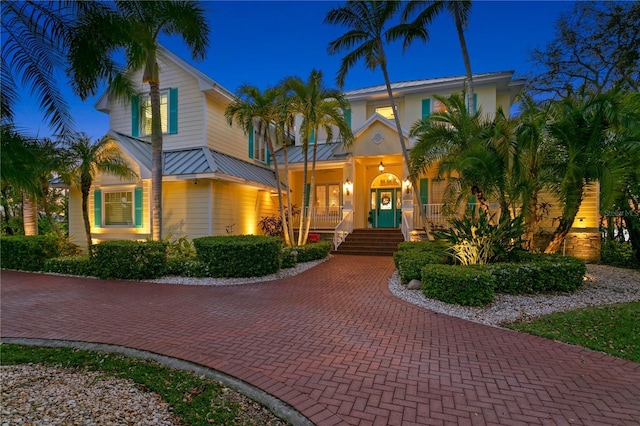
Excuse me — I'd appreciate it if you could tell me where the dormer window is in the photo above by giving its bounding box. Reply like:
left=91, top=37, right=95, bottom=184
left=139, top=92, right=168, bottom=136
left=375, top=106, right=396, bottom=120
left=131, top=88, right=178, bottom=137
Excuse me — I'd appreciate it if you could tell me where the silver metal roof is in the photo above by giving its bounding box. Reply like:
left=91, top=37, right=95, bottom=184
left=273, top=142, right=349, bottom=165
left=109, top=131, right=280, bottom=188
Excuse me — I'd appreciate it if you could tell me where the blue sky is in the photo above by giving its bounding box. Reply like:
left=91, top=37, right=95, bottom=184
left=12, top=0, right=575, bottom=140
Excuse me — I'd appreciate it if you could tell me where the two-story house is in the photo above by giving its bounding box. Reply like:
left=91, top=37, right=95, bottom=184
left=67, top=46, right=600, bottom=261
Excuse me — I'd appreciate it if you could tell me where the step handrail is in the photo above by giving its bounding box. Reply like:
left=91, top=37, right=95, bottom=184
left=333, top=210, right=353, bottom=251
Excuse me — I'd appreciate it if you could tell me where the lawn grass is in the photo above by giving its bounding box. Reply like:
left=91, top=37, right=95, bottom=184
left=0, top=344, right=287, bottom=425
left=506, top=301, right=640, bottom=363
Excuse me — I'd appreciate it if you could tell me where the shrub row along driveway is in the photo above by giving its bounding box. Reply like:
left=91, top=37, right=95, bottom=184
left=2, top=256, right=639, bottom=425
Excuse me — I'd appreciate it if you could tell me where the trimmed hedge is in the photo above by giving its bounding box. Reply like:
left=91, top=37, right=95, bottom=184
left=0, top=235, right=60, bottom=271
left=193, top=235, right=281, bottom=278
left=488, top=254, right=586, bottom=294
left=601, top=241, right=639, bottom=269
left=393, top=240, right=451, bottom=283
left=43, top=256, right=94, bottom=276
left=164, top=257, right=209, bottom=277
left=90, top=240, right=167, bottom=280
left=421, top=264, right=495, bottom=306
left=295, top=242, right=332, bottom=263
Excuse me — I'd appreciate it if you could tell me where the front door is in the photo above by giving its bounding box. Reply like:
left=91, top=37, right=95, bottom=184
left=377, top=189, right=395, bottom=227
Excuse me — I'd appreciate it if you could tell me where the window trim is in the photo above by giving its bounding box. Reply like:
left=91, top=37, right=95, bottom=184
left=132, top=88, right=178, bottom=138
left=98, top=186, right=141, bottom=229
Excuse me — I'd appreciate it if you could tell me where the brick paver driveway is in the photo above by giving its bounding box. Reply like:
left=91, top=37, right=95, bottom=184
left=2, top=255, right=639, bottom=425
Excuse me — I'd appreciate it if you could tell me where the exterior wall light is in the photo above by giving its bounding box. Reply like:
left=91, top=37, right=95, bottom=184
left=403, top=178, right=412, bottom=194
left=378, top=161, right=384, bottom=173
left=343, top=179, right=353, bottom=195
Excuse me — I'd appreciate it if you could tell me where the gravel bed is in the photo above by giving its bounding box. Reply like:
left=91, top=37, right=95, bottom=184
left=389, top=264, right=640, bottom=327
left=1, top=364, right=179, bottom=425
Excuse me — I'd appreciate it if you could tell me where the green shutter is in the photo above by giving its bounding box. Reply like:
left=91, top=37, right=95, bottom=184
left=266, top=144, right=271, bottom=165
left=310, top=129, right=315, bottom=144
left=421, top=99, right=431, bottom=120
left=467, top=93, right=478, bottom=114
left=419, top=178, right=429, bottom=205
left=344, top=108, right=351, bottom=128
left=131, top=96, right=139, bottom=137
left=248, top=127, right=254, bottom=159
left=134, top=187, right=143, bottom=228
left=169, top=88, right=178, bottom=134
left=94, top=190, right=102, bottom=228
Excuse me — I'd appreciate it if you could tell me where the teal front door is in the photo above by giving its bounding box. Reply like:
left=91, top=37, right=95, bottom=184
left=374, top=189, right=396, bottom=227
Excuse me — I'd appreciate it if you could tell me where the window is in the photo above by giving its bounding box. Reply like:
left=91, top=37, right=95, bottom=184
left=132, top=88, right=177, bottom=137
left=315, top=183, right=341, bottom=213
left=104, top=191, right=133, bottom=226
left=250, top=126, right=269, bottom=163
left=375, top=106, right=396, bottom=120
left=139, top=92, right=168, bottom=136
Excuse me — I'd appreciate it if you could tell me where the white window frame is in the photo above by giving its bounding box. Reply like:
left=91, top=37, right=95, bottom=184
left=102, top=187, right=136, bottom=228
left=253, top=126, right=268, bottom=163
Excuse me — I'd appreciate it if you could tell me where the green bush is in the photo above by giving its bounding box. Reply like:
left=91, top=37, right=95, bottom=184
left=295, top=242, right=331, bottom=263
left=488, top=254, right=586, bottom=294
left=601, top=241, right=639, bottom=269
left=193, top=235, right=281, bottom=278
left=90, top=240, right=167, bottom=280
left=393, top=241, right=451, bottom=283
left=421, top=264, right=495, bottom=306
left=281, top=247, right=298, bottom=269
left=43, top=256, right=94, bottom=276
left=0, top=235, right=60, bottom=271
left=165, top=257, right=210, bottom=277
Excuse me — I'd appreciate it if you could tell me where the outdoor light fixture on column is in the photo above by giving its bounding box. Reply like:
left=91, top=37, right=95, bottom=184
left=343, top=179, right=353, bottom=195
left=378, top=161, right=385, bottom=173
left=403, top=178, right=412, bottom=194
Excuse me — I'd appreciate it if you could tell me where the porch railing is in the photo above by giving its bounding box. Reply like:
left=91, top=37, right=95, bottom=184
left=413, top=203, right=502, bottom=229
left=401, top=210, right=411, bottom=242
left=333, top=210, right=353, bottom=251
left=298, top=206, right=344, bottom=230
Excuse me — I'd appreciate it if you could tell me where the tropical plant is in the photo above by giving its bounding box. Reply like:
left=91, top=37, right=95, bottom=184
left=63, top=133, right=137, bottom=248
left=225, top=84, right=294, bottom=246
left=401, top=0, right=475, bottom=113
left=1, top=0, right=79, bottom=135
left=325, top=0, right=431, bottom=237
left=67, top=0, right=210, bottom=241
left=543, top=88, right=637, bottom=253
left=434, top=212, right=525, bottom=265
left=283, top=69, right=353, bottom=245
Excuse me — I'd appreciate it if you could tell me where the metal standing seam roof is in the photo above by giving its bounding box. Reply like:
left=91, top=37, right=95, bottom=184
left=108, top=131, right=280, bottom=189
left=273, top=142, right=350, bottom=165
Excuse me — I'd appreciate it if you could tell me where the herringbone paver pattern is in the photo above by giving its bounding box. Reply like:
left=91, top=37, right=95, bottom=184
left=2, top=256, right=639, bottom=425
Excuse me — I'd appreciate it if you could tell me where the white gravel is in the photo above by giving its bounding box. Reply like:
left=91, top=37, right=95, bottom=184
left=1, top=364, right=179, bottom=425
left=389, top=264, right=640, bottom=327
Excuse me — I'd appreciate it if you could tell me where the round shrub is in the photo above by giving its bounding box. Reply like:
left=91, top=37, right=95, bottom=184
left=193, top=235, right=281, bottom=278
left=421, top=264, right=495, bottom=306
left=0, top=235, right=60, bottom=271
left=43, top=256, right=94, bottom=276
left=90, top=240, right=167, bottom=280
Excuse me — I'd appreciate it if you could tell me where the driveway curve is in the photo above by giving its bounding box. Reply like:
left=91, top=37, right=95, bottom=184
left=2, top=255, right=639, bottom=425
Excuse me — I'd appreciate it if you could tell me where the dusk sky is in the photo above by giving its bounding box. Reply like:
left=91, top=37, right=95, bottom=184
left=11, top=0, right=576, bottom=140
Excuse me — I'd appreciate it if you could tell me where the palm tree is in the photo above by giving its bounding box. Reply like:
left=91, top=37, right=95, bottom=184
left=226, top=84, right=294, bottom=247
left=64, top=133, right=137, bottom=248
left=67, top=0, right=210, bottom=241
left=325, top=0, right=431, bottom=237
left=1, top=0, right=78, bottom=135
left=401, top=1, right=475, bottom=113
left=409, top=92, right=506, bottom=221
left=543, top=89, right=633, bottom=253
left=283, top=70, right=353, bottom=245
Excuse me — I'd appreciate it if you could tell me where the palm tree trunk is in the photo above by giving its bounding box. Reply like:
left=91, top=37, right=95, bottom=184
left=302, top=129, right=320, bottom=246
left=380, top=60, right=431, bottom=240
left=149, top=80, right=163, bottom=241
left=524, top=189, right=539, bottom=250
left=283, top=122, right=295, bottom=246
left=297, top=139, right=310, bottom=246
left=266, top=128, right=290, bottom=247
left=81, top=185, right=92, bottom=248
left=545, top=187, right=583, bottom=254
left=471, top=185, right=492, bottom=222
left=22, top=192, right=38, bottom=235
left=454, top=12, right=474, bottom=114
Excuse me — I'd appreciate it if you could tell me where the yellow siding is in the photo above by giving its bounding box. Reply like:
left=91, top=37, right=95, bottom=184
left=351, top=122, right=405, bottom=157
left=162, top=180, right=211, bottom=240
left=206, top=96, right=250, bottom=159
left=533, top=182, right=600, bottom=231
left=210, top=180, right=276, bottom=235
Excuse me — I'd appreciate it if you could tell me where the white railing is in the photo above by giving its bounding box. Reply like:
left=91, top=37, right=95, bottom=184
left=401, top=211, right=411, bottom=241
left=333, top=210, right=353, bottom=250
left=300, top=206, right=343, bottom=230
left=413, top=203, right=502, bottom=228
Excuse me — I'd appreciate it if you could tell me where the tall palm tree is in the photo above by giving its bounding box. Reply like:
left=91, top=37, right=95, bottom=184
left=325, top=0, right=431, bottom=237
left=67, top=0, right=210, bottom=241
left=283, top=70, right=353, bottom=245
left=226, top=85, right=294, bottom=247
left=64, top=134, right=137, bottom=248
left=401, top=1, right=475, bottom=113
left=1, top=0, right=78, bottom=135
left=543, top=89, right=633, bottom=253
